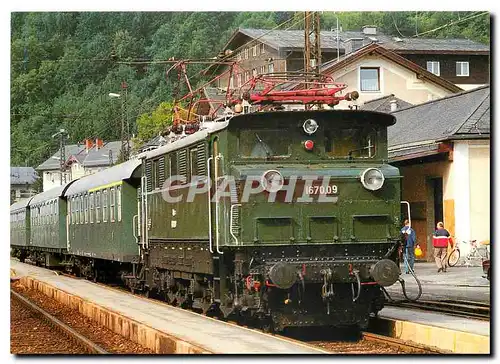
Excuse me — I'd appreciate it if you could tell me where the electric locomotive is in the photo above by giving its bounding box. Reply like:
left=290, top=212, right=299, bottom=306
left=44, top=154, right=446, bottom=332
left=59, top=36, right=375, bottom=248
left=131, top=108, right=402, bottom=331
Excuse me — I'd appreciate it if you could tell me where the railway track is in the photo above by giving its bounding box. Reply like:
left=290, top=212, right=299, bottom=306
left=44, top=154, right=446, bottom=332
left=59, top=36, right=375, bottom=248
left=11, top=289, right=109, bottom=354
left=385, top=299, right=490, bottom=321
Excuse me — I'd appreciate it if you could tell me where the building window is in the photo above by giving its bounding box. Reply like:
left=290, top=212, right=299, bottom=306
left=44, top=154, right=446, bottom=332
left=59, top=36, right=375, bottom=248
left=261, top=43, right=265, bottom=54
left=360, top=67, right=380, bottom=92
left=456, top=61, right=469, bottom=77
left=268, top=63, right=274, bottom=73
left=252, top=45, right=257, bottom=57
left=252, top=68, right=257, bottom=77
left=237, top=53, right=241, bottom=61
left=245, top=71, right=250, bottom=82
left=117, top=186, right=122, bottom=222
left=110, top=187, right=115, bottom=222
left=426, top=61, right=440, bottom=76
left=244, top=48, right=249, bottom=59
left=89, top=192, right=94, bottom=223
left=260, top=65, right=266, bottom=74
left=237, top=74, right=242, bottom=87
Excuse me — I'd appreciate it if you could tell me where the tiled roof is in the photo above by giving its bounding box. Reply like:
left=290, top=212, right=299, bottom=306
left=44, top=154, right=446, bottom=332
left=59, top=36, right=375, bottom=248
left=338, top=30, right=489, bottom=53
left=37, top=141, right=126, bottom=171
left=236, top=28, right=345, bottom=51
left=228, top=28, right=489, bottom=54
left=10, top=167, right=38, bottom=185
left=360, top=95, right=413, bottom=113
left=389, top=85, right=490, bottom=149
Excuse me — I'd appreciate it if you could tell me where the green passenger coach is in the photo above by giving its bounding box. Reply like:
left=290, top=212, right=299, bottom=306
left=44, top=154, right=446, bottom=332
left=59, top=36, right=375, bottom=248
left=64, top=159, right=142, bottom=278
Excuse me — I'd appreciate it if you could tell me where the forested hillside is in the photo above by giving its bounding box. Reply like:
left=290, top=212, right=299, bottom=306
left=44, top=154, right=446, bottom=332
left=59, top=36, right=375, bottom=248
left=10, top=11, right=490, bottom=167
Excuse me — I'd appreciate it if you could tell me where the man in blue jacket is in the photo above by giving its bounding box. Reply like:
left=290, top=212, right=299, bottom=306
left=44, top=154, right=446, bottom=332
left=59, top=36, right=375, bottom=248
left=401, top=220, right=416, bottom=274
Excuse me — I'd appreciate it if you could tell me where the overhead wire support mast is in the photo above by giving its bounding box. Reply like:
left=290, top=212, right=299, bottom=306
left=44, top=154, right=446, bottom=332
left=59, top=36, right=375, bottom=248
left=303, top=11, right=322, bottom=110
left=52, top=128, right=68, bottom=186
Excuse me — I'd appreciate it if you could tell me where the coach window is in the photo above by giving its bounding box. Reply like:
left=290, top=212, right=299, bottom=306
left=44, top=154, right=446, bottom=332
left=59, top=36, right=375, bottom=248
left=103, top=189, right=108, bottom=223
left=117, top=186, right=122, bottom=222
left=96, top=192, right=101, bottom=223
left=90, top=192, right=94, bottom=223
left=79, top=195, right=83, bottom=224
left=72, top=197, right=76, bottom=224
left=110, top=187, right=115, bottom=222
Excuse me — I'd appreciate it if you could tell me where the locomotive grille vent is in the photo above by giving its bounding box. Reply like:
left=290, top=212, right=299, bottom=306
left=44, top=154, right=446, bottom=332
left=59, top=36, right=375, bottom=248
left=158, top=157, right=165, bottom=186
left=178, top=149, right=188, bottom=181
left=196, top=144, right=207, bottom=175
left=230, top=181, right=241, bottom=236
left=145, top=160, right=152, bottom=192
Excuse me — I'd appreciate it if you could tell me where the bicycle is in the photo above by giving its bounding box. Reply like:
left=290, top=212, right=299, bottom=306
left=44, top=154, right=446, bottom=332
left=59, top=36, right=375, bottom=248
left=448, top=239, right=490, bottom=267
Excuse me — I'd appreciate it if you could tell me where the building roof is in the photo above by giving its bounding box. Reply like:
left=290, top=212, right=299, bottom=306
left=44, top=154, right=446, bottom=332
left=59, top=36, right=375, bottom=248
left=338, top=30, right=490, bottom=54
left=37, top=141, right=124, bottom=171
left=223, top=28, right=489, bottom=55
left=388, top=85, right=490, bottom=156
left=321, top=43, right=463, bottom=93
left=11, top=167, right=38, bottom=185
left=360, top=94, right=413, bottom=113
left=226, top=28, right=345, bottom=52
left=10, top=167, right=39, bottom=185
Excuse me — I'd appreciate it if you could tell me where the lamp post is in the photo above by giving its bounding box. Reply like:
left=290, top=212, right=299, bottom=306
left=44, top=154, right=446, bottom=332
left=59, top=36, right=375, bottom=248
left=109, top=87, right=129, bottom=161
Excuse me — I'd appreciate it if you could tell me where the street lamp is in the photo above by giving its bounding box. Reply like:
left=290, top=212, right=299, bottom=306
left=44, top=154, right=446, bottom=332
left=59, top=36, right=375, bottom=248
left=109, top=89, right=130, bottom=161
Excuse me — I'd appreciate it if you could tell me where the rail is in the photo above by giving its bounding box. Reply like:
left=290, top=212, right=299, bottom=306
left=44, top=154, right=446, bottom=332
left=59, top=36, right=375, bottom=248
left=11, top=289, right=109, bottom=354
left=362, top=331, right=447, bottom=353
left=385, top=299, right=490, bottom=321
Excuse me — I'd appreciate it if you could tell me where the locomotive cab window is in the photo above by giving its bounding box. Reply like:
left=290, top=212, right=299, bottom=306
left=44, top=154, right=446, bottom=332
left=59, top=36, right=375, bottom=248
left=325, top=127, right=378, bottom=158
left=239, top=130, right=290, bottom=158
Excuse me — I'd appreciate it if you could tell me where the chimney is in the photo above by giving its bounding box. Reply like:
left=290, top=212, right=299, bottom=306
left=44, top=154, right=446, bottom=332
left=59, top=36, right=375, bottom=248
left=95, top=138, right=103, bottom=150
left=362, top=26, right=377, bottom=35
left=84, top=139, right=94, bottom=153
left=390, top=99, right=398, bottom=112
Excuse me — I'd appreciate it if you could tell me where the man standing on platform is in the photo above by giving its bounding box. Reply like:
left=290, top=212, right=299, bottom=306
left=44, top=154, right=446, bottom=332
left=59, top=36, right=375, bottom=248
left=433, top=222, right=451, bottom=273
left=401, top=219, right=416, bottom=274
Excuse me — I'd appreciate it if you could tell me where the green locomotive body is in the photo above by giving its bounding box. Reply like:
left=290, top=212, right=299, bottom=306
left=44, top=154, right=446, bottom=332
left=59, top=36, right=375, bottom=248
left=139, top=109, right=402, bottom=330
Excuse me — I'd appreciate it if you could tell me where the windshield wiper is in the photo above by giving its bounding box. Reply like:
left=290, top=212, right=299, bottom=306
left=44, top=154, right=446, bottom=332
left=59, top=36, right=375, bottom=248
left=255, top=133, right=272, bottom=159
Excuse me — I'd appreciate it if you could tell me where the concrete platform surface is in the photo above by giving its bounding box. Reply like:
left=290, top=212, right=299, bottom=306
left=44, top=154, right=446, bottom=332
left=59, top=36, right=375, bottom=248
left=10, top=260, right=326, bottom=354
left=385, top=262, right=490, bottom=303
left=379, top=306, right=489, bottom=337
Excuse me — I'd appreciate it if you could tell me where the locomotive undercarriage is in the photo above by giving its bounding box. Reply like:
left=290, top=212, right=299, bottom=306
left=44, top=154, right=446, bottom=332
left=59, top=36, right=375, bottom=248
left=125, top=241, right=399, bottom=331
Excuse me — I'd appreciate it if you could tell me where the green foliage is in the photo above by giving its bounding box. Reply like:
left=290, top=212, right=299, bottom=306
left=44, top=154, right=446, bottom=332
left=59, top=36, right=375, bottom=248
left=136, top=101, right=175, bottom=144
left=10, top=11, right=490, bottom=169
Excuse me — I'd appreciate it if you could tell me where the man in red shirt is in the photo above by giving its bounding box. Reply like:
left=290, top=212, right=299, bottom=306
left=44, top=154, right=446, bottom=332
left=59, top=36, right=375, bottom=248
left=433, top=222, right=451, bottom=273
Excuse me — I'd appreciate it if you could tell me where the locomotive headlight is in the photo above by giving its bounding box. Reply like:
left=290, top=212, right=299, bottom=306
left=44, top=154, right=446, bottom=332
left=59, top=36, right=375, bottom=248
left=303, top=119, right=318, bottom=135
left=261, top=169, right=284, bottom=193
left=360, top=168, right=385, bottom=191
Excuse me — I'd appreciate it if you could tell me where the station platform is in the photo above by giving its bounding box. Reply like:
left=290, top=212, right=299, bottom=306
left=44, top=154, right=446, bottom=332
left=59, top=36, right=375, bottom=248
left=384, top=262, right=490, bottom=303
left=10, top=260, right=326, bottom=354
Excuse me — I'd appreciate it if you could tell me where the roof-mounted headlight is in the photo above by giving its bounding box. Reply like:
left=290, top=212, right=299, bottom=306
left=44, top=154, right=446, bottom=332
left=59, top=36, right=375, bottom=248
left=303, top=119, right=318, bottom=135
left=360, top=168, right=385, bottom=191
left=261, top=169, right=284, bottom=193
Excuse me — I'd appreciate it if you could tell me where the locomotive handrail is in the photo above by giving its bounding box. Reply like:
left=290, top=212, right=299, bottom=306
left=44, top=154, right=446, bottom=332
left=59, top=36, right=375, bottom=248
left=401, top=201, right=411, bottom=227
left=229, top=204, right=242, bottom=245
left=214, top=153, right=224, bottom=254
left=207, top=156, right=214, bottom=254
left=132, top=214, right=139, bottom=242
left=66, top=214, right=70, bottom=250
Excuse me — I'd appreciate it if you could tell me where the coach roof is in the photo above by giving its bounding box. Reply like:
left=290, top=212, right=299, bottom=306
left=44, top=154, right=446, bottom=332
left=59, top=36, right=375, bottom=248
left=30, top=180, right=77, bottom=205
left=65, top=158, right=142, bottom=196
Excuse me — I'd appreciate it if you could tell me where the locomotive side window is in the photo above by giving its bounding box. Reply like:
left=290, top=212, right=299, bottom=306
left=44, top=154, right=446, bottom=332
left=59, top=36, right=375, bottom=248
left=325, top=127, right=377, bottom=158
left=110, top=187, right=115, bottom=222
left=239, top=130, right=290, bottom=158
left=103, top=189, right=108, bottom=223
left=117, top=186, right=122, bottom=222
left=90, top=192, right=94, bottom=223
left=96, top=192, right=101, bottom=223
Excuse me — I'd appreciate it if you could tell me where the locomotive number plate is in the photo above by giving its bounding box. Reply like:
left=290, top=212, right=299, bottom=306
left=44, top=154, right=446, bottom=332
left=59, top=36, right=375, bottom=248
left=306, top=184, right=338, bottom=195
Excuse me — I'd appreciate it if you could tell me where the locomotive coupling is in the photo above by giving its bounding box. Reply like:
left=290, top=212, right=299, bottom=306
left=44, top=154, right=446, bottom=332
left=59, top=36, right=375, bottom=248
left=370, top=259, right=400, bottom=287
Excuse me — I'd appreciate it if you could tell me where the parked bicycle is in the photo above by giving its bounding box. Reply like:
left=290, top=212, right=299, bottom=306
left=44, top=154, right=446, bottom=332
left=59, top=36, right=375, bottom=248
left=448, top=239, right=490, bottom=267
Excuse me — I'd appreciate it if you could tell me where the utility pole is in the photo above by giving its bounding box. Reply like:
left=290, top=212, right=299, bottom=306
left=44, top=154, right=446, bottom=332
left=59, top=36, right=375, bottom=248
left=304, top=11, right=322, bottom=77
left=120, top=80, right=130, bottom=161
left=52, top=128, right=67, bottom=186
